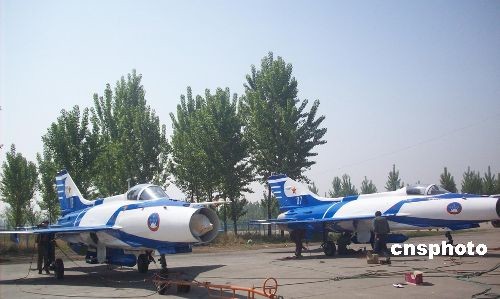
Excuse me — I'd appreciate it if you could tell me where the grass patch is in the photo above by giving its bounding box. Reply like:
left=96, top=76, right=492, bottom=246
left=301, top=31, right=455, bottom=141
left=194, top=232, right=291, bottom=252
left=0, top=234, right=37, bottom=255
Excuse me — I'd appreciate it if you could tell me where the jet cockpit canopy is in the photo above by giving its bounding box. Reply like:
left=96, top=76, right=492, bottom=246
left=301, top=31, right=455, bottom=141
left=406, top=184, right=450, bottom=196
left=126, top=184, right=169, bottom=201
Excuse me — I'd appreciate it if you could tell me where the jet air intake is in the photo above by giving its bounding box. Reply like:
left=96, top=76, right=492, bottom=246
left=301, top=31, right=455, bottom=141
left=189, top=207, right=220, bottom=243
left=492, top=199, right=500, bottom=228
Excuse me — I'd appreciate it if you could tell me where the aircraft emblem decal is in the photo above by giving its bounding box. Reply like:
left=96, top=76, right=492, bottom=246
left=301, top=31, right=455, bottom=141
left=447, top=202, right=462, bottom=215
left=291, top=186, right=297, bottom=194
left=147, top=213, right=160, bottom=231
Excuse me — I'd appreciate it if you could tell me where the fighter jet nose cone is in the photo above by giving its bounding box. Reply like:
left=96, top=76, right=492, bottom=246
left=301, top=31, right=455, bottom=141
left=190, top=213, right=214, bottom=237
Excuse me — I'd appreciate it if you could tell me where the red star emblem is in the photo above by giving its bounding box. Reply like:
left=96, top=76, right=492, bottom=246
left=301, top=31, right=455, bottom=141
left=291, top=186, right=297, bottom=194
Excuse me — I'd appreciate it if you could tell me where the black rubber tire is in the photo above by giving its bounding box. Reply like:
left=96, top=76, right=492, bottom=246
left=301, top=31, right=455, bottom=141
left=137, top=254, right=149, bottom=273
left=323, top=241, right=336, bottom=256
left=158, top=283, right=168, bottom=295
left=54, top=258, right=64, bottom=279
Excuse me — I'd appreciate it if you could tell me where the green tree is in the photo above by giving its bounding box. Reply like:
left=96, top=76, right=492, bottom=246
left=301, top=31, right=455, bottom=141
left=461, top=166, right=482, bottom=194
left=41, top=105, right=99, bottom=199
left=92, top=70, right=169, bottom=195
left=340, top=174, right=358, bottom=196
left=360, top=176, right=377, bottom=194
left=0, top=145, right=38, bottom=228
left=329, top=174, right=357, bottom=197
left=496, top=173, right=500, bottom=194
left=308, top=181, right=319, bottom=195
left=328, top=176, right=342, bottom=197
left=385, top=164, right=404, bottom=191
left=482, top=166, right=496, bottom=195
left=259, top=191, right=279, bottom=220
left=240, top=201, right=267, bottom=222
left=169, top=87, right=208, bottom=202
left=25, top=201, right=43, bottom=227
left=439, top=167, right=457, bottom=193
left=227, top=196, right=249, bottom=234
left=204, top=88, right=253, bottom=234
left=243, top=52, right=327, bottom=235
left=36, top=151, right=59, bottom=223
left=170, top=87, right=253, bottom=234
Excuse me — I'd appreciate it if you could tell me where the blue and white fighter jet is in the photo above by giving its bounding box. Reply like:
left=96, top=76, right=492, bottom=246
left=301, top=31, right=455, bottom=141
left=3, top=170, right=220, bottom=278
left=265, top=174, right=500, bottom=256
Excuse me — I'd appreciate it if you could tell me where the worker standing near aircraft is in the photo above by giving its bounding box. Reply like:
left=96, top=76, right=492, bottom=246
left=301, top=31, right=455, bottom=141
left=47, top=232, right=56, bottom=269
left=372, top=211, right=390, bottom=257
left=290, top=229, right=306, bottom=258
left=36, top=221, right=50, bottom=274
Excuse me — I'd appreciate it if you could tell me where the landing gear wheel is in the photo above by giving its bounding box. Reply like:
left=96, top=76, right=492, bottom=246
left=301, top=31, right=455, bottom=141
left=137, top=254, right=149, bottom=273
left=323, top=241, right=336, bottom=256
left=263, top=277, right=278, bottom=297
left=54, top=258, right=64, bottom=279
left=157, top=283, right=170, bottom=295
left=159, top=254, right=168, bottom=275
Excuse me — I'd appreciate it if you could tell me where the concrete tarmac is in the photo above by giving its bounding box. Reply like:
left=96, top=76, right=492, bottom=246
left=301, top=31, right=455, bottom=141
left=1, top=228, right=499, bottom=299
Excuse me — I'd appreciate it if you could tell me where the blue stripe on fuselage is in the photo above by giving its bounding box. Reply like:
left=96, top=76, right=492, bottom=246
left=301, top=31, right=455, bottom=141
left=384, top=193, right=469, bottom=215
left=105, top=198, right=187, bottom=226
left=74, top=207, right=91, bottom=226
left=387, top=215, right=481, bottom=230
left=323, top=201, right=349, bottom=218
left=107, top=230, right=193, bottom=254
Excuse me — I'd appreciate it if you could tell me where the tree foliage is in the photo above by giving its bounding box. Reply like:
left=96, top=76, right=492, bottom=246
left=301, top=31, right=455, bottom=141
left=243, top=52, right=327, bottom=182
left=461, top=166, right=482, bottom=194
left=41, top=105, right=98, bottom=199
left=92, top=70, right=169, bottom=196
left=36, top=151, right=59, bottom=222
left=385, top=164, right=404, bottom=191
left=169, top=87, right=208, bottom=201
left=482, top=166, right=496, bottom=195
left=340, top=174, right=358, bottom=196
left=170, top=87, right=253, bottom=233
left=496, top=173, right=500, bottom=195
left=308, top=181, right=319, bottom=195
left=240, top=201, right=268, bottom=221
left=439, top=167, right=457, bottom=193
left=360, top=176, right=377, bottom=194
left=204, top=88, right=253, bottom=234
left=329, top=174, right=358, bottom=197
left=242, top=52, right=327, bottom=235
left=328, top=176, right=342, bottom=197
left=259, top=191, right=279, bottom=219
left=0, top=145, right=38, bottom=228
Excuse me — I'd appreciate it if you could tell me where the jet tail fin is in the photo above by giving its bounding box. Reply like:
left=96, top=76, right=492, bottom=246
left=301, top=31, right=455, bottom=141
left=268, top=174, right=336, bottom=212
left=56, top=169, right=93, bottom=215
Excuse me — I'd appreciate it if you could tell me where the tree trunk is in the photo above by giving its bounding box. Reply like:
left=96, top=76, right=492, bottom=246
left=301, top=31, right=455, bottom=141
left=233, top=218, right=238, bottom=235
left=223, top=199, right=228, bottom=233
left=267, top=184, right=272, bottom=237
left=231, top=200, right=238, bottom=235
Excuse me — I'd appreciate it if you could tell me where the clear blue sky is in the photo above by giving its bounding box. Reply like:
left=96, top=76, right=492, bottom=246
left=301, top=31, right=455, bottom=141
left=1, top=0, right=499, bottom=200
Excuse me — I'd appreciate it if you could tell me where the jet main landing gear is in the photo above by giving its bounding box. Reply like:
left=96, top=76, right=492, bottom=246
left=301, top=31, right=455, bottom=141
left=322, top=241, right=336, bottom=256
left=137, top=254, right=150, bottom=273
left=54, top=258, right=64, bottom=279
left=321, top=226, right=337, bottom=257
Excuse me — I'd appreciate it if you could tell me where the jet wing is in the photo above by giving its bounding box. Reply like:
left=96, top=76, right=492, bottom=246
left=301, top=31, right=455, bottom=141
left=0, top=225, right=121, bottom=235
left=190, top=200, right=228, bottom=208
left=251, top=213, right=410, bottom=225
